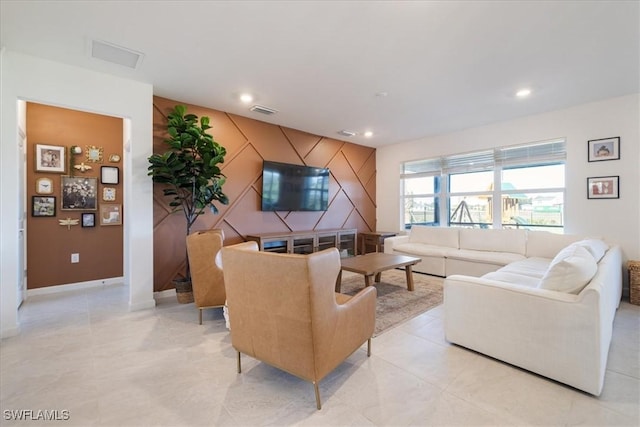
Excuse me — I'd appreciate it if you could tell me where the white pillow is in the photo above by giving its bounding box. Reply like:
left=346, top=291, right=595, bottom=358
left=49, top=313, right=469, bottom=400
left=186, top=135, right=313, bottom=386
left=539, top=244, right=597, bottom=294
left=574, top=239, right=608, bottom=263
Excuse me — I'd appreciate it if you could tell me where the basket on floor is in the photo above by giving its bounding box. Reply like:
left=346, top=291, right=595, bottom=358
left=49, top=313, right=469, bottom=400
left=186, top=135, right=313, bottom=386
left=629, top=260, right=640, bottom=306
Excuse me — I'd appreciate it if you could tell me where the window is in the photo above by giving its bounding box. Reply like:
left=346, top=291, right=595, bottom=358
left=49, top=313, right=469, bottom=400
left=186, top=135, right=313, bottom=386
left=401, top=139, right=566, bottom=231
left=402, top=161, right=440, bottom=227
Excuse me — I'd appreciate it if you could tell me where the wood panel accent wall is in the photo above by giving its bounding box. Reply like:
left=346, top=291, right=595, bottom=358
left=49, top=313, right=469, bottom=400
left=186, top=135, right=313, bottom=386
left=26, top=103, right=124, bottom=289
left=153, top=96, right=376, bottom=291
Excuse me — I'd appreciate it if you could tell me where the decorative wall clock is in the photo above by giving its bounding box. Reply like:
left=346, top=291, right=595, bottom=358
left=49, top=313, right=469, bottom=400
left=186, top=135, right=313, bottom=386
left=86, top=145, right=104, bottom=163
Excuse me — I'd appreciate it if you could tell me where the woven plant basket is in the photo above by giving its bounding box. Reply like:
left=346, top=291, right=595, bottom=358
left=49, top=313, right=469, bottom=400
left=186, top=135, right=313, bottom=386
left=629, top=261, right=640, bottom=306
left=173, top=279, right=194, bottom=304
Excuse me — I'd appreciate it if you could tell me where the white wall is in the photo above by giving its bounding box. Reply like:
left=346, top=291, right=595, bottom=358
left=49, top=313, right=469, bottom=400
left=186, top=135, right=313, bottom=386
left=0, top=50, right=155, bottom=338
left=377, top=94, right=640, bottom=263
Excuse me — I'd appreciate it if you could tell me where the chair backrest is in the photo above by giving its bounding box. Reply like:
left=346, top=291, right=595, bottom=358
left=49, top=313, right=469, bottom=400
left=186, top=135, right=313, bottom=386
left=186, top=229, right=226, bottom=308
left=221, top=242, right=343, bottom=382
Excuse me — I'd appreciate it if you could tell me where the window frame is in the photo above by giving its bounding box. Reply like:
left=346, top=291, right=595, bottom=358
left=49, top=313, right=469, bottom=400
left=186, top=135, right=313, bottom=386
left=400, top=140, right=566, bottom=231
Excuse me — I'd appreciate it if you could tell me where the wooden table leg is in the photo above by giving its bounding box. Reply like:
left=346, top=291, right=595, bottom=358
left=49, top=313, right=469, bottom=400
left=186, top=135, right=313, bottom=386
left=335, top=270, right=343, bottom=293
left=405, top=265, right=415, bottom=291
left=374, top=272, right=382, bottom=282
left=364, top=274, right=373, bottom=287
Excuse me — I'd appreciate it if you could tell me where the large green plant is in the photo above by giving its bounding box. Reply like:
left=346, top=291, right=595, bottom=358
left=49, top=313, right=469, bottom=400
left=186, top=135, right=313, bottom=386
left=148, top=105, right=228, bottom=279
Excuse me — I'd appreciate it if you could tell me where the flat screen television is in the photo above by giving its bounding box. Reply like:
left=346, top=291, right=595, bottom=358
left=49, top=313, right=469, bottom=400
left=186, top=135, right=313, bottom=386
left=261, top=161, right=330, bottom=211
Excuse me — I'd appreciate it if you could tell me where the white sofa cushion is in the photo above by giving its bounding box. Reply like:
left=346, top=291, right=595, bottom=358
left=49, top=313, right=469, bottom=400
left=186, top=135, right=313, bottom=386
left=539, top=244, right=597, bottom=294
left=393, top=242, right=456, bottom=258
left=459, top=228, right=526, bottom=255
left=574, top=239, right=609, bottom=263
left=526, top=231, right=582, bottom=258
left=409, top=226, right=459, bottom=248
left=482, top=271, right=541, bottom=288
left=498, top=257, right=551, bottom=278
left=447, top=248, right=526, bottom=266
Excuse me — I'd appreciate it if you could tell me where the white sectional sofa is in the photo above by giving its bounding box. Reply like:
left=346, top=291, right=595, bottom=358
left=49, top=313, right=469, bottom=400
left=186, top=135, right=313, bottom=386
left=384, top=226, right=586, bottom=277
left=385, top=226, right=623, bottom=396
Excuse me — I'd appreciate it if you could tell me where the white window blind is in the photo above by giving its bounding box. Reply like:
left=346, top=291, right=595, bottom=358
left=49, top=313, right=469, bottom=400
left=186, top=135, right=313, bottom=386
left=497, top=139, right=566, bottom=166
left=402, top=139, right=566, bottom=176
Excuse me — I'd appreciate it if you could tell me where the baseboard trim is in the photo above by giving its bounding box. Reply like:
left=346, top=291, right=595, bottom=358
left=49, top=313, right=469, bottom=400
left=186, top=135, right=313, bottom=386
left=129, top=299, right=156, bottom=311
left=1, top=325, right=21, bottom=339
left=154, top=289, right=176, bottom=300
left=27, top=277, right=124, bottom=297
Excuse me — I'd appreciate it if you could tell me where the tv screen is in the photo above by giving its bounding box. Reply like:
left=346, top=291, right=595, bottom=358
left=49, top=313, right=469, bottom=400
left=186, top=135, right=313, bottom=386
left=261, top=161, right=330, bottom=211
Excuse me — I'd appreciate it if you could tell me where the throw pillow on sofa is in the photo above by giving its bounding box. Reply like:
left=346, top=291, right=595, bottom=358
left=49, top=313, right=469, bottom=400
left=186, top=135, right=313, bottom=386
left=539, top=244, right=597, bottom=294
left=574, top=239, right=609, bottom=263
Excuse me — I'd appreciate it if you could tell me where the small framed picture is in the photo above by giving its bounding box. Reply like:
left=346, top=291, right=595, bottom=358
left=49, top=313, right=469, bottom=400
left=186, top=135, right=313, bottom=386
left=81, top=212, right=95, bottom=228
left=35, top=144, right=66, bottom=173
left=101, top=166, right=119, bottom=184
left=35, top=177, right=54, bottom=194
left=102, top=187, right=116, bottom=201
left=100, top=204, right=122, bottom=226
left=588, top=137, right=620, bottom=162
left=61, top=176, right=98, bottom=210
left=587, top=176, right=619, bottom=199
left=32, top=196, right=56, bottom=217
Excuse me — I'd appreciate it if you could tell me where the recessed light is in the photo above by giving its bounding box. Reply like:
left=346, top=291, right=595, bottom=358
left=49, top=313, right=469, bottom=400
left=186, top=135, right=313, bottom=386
left=240, top=93, right=253, bottom=103
left=364, top=131, right=373, bottom=138
left=516, top=88, right=532, bottom=98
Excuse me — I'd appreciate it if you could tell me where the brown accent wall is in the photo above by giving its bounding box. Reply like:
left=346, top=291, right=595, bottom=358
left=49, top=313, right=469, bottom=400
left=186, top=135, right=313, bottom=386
left=26, top=103, right=123, bottom=289
left=153, top=96, right=376, bottom=291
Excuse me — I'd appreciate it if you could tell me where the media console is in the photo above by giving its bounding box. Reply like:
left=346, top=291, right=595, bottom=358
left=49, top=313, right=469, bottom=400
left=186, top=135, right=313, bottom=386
left=246, top=229, right=357, bottom=257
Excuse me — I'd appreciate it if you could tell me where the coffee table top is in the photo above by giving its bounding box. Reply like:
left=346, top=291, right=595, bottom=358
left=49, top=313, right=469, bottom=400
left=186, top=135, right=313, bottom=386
left=340, top=252, right=421, bottom=276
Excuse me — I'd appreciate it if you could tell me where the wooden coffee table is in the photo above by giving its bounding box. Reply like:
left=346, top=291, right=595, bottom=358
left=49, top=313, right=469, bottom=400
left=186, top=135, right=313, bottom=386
left=336, top=253, right=422, bottom=292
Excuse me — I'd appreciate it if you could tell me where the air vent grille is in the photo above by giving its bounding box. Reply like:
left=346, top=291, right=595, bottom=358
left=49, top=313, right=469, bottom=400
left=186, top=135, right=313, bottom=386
left=249, top=105, right=278, bottom=115
left=337, top=130, right=356, bottom=137
left=90, top=39, right=144, bottom=69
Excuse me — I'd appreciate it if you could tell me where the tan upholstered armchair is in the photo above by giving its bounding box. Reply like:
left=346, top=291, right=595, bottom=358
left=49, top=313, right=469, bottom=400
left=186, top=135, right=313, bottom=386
left=186, top=229, right=226, bottom=324
left=221, top=242, right=377, bottom=409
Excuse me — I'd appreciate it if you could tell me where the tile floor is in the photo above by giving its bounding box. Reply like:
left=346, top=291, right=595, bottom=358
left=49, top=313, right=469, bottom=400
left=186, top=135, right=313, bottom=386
left=1, top=282, right=638, bottom=426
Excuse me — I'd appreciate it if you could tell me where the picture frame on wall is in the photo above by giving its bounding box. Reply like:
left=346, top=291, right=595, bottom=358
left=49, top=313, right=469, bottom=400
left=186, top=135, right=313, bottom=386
left=587, top=176, right=619, bottom=199
left=35, top=177, right=54, bottom=194
left=102, top=187, right=116, bottom=202
left=61, top=176, right=98, bottom=210
left=81, top=212, right=95, bottom=228
left=32, top=196, right=56, bottom=217
left=100, top=204, right=122, bottom=226
left=588, top=137, right=620, bottom=162
left=101, top=166, right=119, bottom=184
left=35, top=144, right=66, bottom=173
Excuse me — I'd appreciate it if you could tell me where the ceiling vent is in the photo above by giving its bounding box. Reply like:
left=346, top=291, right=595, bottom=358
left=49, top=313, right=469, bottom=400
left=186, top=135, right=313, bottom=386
left=337, top=130, right=356, bottom=137
left=90, top=39, right=144, bottom=69
left=249, top=105, right=278, bottom=115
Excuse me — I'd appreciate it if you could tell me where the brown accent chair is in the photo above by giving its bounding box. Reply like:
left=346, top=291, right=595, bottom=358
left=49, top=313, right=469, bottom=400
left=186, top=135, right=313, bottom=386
left=186, top=229, right=226, bottom=324
left=221, top=242, right=377, bottom=409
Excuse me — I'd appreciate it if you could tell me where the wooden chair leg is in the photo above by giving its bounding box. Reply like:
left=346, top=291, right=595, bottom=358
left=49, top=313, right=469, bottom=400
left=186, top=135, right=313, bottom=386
left=199, top=308, right=203, bottom=325
left=237, top=351, right=241, bottom=374
left=313, top=381, right=321, bottom=410
left=367, top=338, right=371, bottom=357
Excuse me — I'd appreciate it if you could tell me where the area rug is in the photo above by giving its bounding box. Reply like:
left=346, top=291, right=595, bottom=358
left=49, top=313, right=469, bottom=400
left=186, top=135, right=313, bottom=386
left=339, top=269, right=444, bottom=336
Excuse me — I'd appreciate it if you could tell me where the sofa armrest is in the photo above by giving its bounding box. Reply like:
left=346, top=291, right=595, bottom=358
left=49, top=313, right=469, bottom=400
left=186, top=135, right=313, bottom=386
left=384, top=235, right=409, bottom=254
left=444, top=275, right=604, bottom=395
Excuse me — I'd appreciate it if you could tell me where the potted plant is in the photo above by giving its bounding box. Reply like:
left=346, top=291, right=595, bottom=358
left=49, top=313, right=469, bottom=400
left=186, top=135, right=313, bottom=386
left=148, top=105, right=228, bottom=303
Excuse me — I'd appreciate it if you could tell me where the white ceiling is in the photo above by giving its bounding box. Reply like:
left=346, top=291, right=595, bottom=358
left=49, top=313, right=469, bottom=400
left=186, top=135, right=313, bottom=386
left=1, top=1, right=638, bottom=147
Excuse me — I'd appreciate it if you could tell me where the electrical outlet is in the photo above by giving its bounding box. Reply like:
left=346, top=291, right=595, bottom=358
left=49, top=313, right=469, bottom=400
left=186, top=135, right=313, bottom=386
left=71, top=253, right=79, bottom=263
